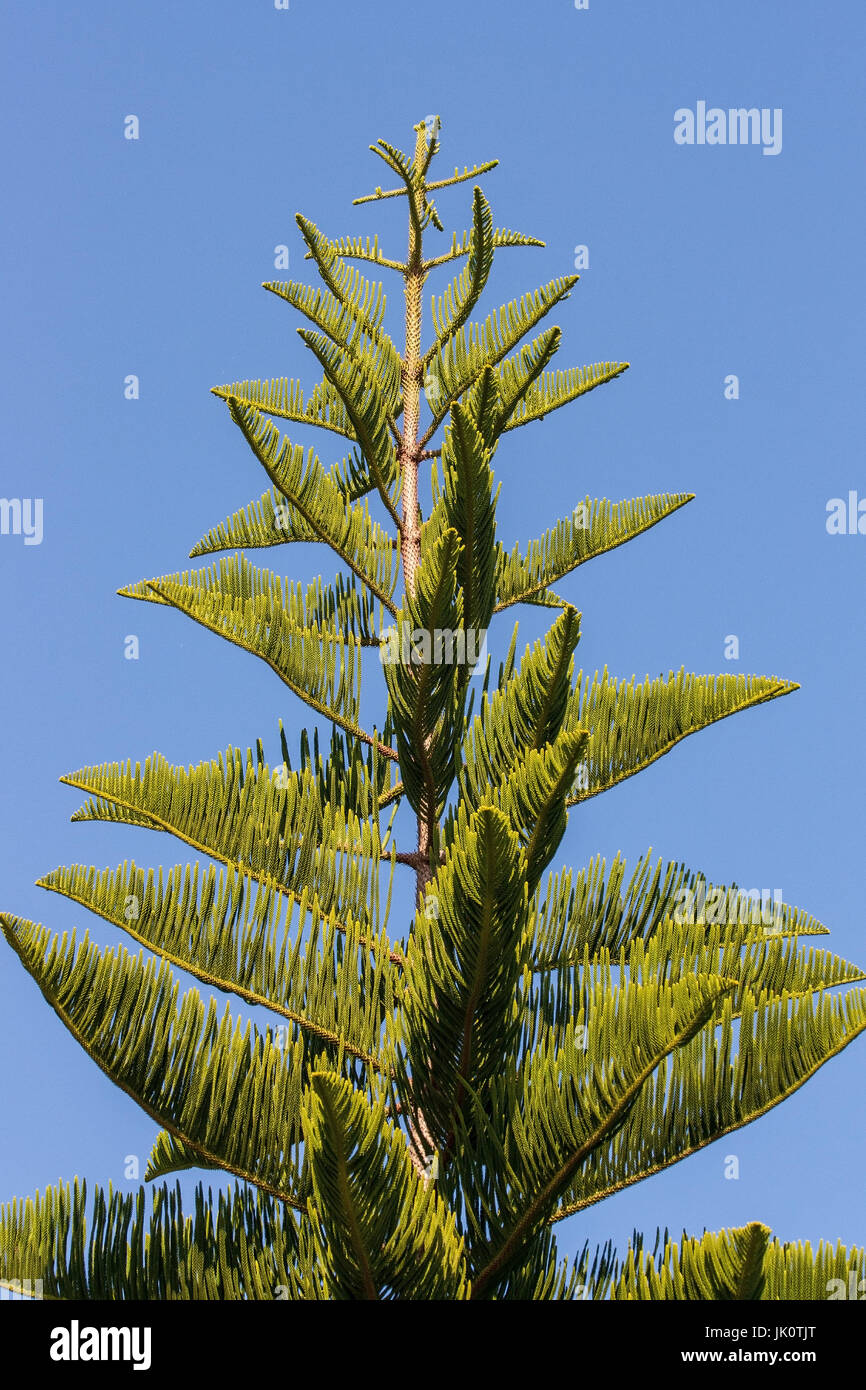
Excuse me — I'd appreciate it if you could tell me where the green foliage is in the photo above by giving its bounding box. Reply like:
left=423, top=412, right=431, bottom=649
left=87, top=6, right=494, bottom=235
left=383, top=527, right=464, bottom=824
left=459, top=973, right=737, bottom=1298
left=0, top=1180, right=304, bottom=1299
left=2, top=117, right=863, bottom=1302
left=434, top=402, right=498, bottom=641
left=301, top=1071, right=469, bottom=1299
left=392, top=805, right=530, bottom=1154
left=602, top=1222, right=866, bottom=1301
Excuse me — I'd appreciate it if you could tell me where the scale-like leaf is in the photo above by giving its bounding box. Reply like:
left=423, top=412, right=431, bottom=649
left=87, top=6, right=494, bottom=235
left=281, top=722, right=401, bottom=825
left=495, top=326, right=561, bottom=430
left=302, top=1071, right=469, bottom=1299
left=0, top=1180, right=304, bottom=1300
left=430, top=186, right=495, bottom=352
left=554, top=982, right=866, bottom=1221
left=382, top=529, right=464, bottom=822
left=438, top=402, right=498, bottom=642
left=263, top=273, right=403, bottom=395
left=303, top=230, right=404, bottom=273
left=425, top=225, right=545, bottom=270
left=563, top=669, right=798, bottom=806
left=488, top=728, right=588, bottom=892
left=299, top=329, right=401, bottom=521
left=0, top=917, right=310, bottom=1207
left=495, top=493, right=694, bottom=611
left=502, top=361, right=630, bottom=432
left=122, top=554, right=383, bottom=640
left=207, top=401, right=399, bottom=607
left=604, top=1223, right=866, bottom=1301
left=264, top=276, right=386, bottom=355
left=526, top=922, right=866, bottom=1054
left=392, top=805, right=530, bottom=1155
left=464, top=974, right=735, bottom=1298
left=424, top=278, right=578, bottom=437
left=119, top=554, right=370, bottom=741
left=367, top=135, right=444, bottom=233
left=459, top=606, right=581, bottom=812
left=37, top=861, right=396, bottom=1068
left=530, top=849, right=831, bottom=970
left=60, top=749, right=389, bottom=929
left=296, top=213, right=396, bottom=343
left=211, top=375, right=357, bottom=441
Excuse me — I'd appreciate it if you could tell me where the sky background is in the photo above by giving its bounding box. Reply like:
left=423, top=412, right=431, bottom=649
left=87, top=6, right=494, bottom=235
left=1, top=0, right=865, bottom=1283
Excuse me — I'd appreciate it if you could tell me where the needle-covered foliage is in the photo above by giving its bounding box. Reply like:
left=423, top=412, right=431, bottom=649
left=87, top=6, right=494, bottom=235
left=2, top=119, right=864, bottom=1301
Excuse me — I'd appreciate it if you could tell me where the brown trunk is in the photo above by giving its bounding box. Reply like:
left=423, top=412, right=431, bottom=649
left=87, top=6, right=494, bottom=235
left=400, top=124, right=436, bottom=1178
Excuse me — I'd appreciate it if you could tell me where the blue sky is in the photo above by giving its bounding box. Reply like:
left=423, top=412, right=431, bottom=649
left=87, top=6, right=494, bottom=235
left=1, top=0, right=865, bottom=1280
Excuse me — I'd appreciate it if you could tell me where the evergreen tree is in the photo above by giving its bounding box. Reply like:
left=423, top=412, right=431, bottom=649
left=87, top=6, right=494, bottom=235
left=2, top=118, right=865, bottom=1301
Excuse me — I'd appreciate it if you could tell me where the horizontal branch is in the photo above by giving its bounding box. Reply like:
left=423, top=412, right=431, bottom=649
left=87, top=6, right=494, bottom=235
left=353, top=160, right=499, bottom=208
left=302, top=248, right=406, bottom=273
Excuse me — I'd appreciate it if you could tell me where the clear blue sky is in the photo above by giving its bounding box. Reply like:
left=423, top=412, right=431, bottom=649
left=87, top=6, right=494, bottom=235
left=2, top=0, right=865, bottom=1277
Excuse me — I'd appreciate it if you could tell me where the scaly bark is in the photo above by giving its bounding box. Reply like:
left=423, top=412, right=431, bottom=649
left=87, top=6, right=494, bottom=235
left=400, top=122, right=435, bottom=1177
left=399, top=122, right=434, bottom=906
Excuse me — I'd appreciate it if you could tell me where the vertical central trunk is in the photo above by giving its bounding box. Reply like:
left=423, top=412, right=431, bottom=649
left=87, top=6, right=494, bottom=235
left=399, top=126, right=433, bottom=906
left=400, top=126, right=436, bottom=1178
left=399, top=260, right=423, bottom=598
